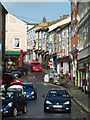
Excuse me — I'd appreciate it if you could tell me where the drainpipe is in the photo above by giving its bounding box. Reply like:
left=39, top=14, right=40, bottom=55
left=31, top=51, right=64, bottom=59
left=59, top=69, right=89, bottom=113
left=19, top=50, right=23, bottom=67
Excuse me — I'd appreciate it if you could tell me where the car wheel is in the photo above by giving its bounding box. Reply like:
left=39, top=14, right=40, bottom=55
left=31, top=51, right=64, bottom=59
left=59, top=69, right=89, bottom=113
left=22, top=105, right=27, bottom=113
left=44, top=106, right=47, bottom=112
left=13, top=108, right=18, bottom=117
left=68, top=108, right=71, bottom=113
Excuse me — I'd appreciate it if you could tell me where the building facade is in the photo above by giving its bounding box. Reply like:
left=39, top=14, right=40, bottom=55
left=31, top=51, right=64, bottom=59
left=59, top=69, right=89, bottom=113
left=56, top=22, right=71, bottom=76
left=71, top=2, right=79, bottom=86
left=78, top=2, right=90, bottom=92
left=0, top=3, right=8, bottom=84
left=5, top=13, right=27, bottom=68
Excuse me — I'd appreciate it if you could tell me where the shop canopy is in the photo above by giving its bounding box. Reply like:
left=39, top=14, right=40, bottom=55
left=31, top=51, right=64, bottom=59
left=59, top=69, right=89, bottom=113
left=5, top=51, right=21, bottom=55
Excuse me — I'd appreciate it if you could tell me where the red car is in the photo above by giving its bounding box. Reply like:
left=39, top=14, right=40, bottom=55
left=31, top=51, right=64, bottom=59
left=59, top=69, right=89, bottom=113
left=31, top=61, right=42, bottom=72
left=3, top=73, right=23, bottom=85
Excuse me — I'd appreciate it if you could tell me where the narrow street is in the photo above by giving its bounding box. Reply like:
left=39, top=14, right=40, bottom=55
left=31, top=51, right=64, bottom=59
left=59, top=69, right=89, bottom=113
left=2, top=69, right=90, bottom=119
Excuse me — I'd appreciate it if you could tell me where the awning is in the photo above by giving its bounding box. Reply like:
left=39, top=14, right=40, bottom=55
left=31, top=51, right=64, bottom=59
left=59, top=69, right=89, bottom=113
left=41, top=51, right=49, bottom=56
left=60, top=56, right=69, bottom=62
left=5, top=51, right=21, bottom=55
left=34, top=49, right=38, bottom=53
left=36, top=50, right=44, bottom=55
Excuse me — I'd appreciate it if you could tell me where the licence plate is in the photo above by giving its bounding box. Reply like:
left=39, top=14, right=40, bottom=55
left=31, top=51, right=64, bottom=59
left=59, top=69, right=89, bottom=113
left=53, top=105, right=62, bottom=108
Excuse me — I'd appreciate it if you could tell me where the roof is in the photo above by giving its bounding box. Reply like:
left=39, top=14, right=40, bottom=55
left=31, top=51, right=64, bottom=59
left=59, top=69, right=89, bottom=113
left=22, top=20, right=39, bottom=26
left=23, top=83, right=33, bottom=85
left=48, top=17, right=71, bottom=32
left=56, top=22, right=71, bottom=32
left=8, top=85, right=23, bottom=89
left=31, top=61, right=40, bottom=63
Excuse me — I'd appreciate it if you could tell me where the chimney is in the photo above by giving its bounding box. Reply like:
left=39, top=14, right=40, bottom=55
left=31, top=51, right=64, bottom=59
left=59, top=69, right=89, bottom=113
left=63, top=15, right=68, bottom=18
left=59, top=16, right=62, bottom=19
left=43, top=17, right=46, bottom=22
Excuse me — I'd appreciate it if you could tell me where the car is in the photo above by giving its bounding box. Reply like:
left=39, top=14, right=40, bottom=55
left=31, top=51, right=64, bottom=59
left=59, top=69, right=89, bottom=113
left=7, top=85, right=26, bottom=97
left=9, top=82, right=23, bottom=86
left=19, top=66, right=28, bottom=75
left=0, top=90, right=27, bottom=117
left=43, top=89, right=73, bottom=113
left=31, top=61, right=42, bottom=72
left=23, top=83, right=37, bottom=100
left=4, top=73, right=23, bottom=85
left=11, top=67, right=22, bottom=77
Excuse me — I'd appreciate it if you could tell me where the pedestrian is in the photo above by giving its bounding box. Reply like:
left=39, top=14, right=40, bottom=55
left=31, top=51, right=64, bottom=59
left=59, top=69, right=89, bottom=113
left=85, top=79, right=87, bottom=94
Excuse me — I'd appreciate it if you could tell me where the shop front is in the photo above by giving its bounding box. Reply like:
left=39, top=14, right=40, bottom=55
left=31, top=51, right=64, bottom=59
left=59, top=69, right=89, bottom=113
left=5, top=50, right=27, bottom=70
left=78, top=56, right=89, bottom=92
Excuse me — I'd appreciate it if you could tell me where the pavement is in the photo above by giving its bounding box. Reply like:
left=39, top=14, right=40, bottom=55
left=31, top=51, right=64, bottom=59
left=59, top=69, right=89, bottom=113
left=42, top=68, right=90, bottom=113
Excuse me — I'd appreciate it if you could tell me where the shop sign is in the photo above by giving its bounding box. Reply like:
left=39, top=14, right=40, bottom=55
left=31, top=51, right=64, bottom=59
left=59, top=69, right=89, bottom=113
left=49, top=61, right=53, bottom=65
left=60, top=49, right=65, bottom=53
left=48, top=43, right=53, bottom=49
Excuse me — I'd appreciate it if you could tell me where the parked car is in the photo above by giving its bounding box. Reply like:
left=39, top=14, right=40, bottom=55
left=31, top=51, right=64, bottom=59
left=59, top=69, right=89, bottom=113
left=9, top=82, right=23, bottom=86
left=31, top=61, right=42, bottom=72
left=4, top=73, right=23, bottom=85
left=23, top=83, right=37, bottom=100
left=0, top=90, right=27, bottom=117
left=11, top=67, right=22, bottom=77
left=43, top=89, right=73, bottom=113
left=19, top=66, right=28, bottom=75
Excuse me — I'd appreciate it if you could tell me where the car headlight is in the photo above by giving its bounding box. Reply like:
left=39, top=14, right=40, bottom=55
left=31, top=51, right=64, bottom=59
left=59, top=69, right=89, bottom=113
left=31, top=91, right=34, bottom=95
left=64, top=101, right=70, bottom=104
left=46, top=100, right=52, bottom=104
left=6, top=102, right=13, bottom=107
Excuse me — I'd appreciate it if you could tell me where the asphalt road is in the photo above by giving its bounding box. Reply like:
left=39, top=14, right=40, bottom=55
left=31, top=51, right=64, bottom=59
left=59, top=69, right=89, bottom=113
left=2, top=70, right=90, bottom=119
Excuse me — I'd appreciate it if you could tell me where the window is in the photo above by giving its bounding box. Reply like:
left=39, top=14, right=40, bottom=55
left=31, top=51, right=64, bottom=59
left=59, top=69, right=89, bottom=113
left=14, top=38, right=20, bottom=48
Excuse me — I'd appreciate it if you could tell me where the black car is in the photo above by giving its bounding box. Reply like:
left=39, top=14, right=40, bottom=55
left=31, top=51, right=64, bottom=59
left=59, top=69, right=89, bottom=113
left=0, top=90, right=27, bottom=117
left=43, top=89, right=73, bottom=113
left=19, top=66, right=28, bottom=75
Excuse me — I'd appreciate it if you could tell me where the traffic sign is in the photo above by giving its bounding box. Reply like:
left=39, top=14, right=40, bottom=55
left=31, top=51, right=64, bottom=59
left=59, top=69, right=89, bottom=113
left=8, top=61, right=12, bottom=65
left=49, top=61, right=53, bottom=65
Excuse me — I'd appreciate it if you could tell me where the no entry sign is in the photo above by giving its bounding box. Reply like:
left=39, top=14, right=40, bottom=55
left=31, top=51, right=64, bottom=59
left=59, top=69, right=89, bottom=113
left=49, top=61, right=53, bottom=65
left=8, top=61, right=12, bottom=65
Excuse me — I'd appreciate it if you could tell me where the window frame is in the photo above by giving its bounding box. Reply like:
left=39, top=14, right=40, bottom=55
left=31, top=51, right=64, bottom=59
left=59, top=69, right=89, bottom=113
left=13, top=37, right=21, bottom=48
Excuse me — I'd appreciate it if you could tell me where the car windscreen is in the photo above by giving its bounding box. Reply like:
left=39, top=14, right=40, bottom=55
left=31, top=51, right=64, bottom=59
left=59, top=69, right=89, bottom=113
left=8, top=88, right=22, bottom=92
left=23, top=84, right=33, bottom=90
left=0, top=91, right=14, bottom=99
left=47, top=90, right=69, bottom=98
left=32, top=63, right=41, bottom=66
left=11, top=74, right=18, bottom=79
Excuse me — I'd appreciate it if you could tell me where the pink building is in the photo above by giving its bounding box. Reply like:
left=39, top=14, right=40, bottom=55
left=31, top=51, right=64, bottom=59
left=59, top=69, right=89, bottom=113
left=5, top=13, right=27, bottom=67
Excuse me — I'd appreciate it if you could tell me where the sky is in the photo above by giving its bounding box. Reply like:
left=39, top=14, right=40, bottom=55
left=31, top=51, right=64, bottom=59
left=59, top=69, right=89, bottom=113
left=2, top=2, right=71, bottom=23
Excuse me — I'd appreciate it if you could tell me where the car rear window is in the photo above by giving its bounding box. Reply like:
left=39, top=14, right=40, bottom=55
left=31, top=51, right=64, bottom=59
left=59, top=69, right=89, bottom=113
left=32, top=63, right=41, bottom=66
left=0, top=91, right=14, bottom=99
left=47, top=90, right=69, bottom=97
left=23, top=84, right=33, bottom=90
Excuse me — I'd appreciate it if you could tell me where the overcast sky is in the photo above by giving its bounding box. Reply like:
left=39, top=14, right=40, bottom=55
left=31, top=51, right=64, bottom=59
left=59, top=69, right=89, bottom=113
left=2, top=1, right=71, bottom=23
